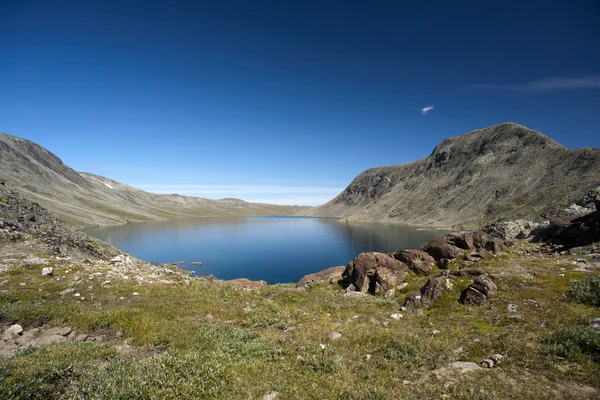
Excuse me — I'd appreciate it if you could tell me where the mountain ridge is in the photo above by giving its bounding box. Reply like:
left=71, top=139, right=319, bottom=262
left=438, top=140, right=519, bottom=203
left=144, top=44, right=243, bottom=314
left=0, top=131, right=308, bottom=227
left=304, top=122, right=600, bottom=227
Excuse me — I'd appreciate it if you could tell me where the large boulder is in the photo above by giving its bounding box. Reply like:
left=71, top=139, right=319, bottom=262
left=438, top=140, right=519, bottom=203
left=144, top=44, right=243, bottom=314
left=404, top=275, right=454, bottom=308
left=296, top=266, right=345, bottom=288
left=421, top=230, right=503, bottom=261
left=460, top=275, right=498, bottom=306
left=391, top=249, right=435, bottom=275
left=532, top=208, right=600, bottom=248
left=484, top=219, right=550, bottom=241
left=343, top=252, right=408, bottom=294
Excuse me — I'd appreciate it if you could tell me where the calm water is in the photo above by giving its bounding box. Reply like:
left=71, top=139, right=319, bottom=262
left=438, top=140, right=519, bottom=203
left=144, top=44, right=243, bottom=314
left=85, top=217, right=446, bottom=284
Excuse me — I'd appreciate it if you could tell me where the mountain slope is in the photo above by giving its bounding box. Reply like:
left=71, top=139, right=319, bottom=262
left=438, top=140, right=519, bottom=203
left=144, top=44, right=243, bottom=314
left=306, top=123, right=600, bottom=227
left=0, top=132, right=308, bottom=227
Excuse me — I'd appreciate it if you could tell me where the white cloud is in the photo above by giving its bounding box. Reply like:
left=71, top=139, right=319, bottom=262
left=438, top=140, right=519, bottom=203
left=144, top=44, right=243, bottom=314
left=421, top=105, right=434, bottom=114
left=475, top=76, right=600, bottom=92
left=134, top=184, right=343, bottom=206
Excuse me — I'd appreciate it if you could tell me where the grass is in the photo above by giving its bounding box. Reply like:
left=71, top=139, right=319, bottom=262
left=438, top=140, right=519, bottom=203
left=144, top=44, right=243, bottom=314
left=567, top=274, right=600, bottom=306
left=1, top=246, right=600, bottom=398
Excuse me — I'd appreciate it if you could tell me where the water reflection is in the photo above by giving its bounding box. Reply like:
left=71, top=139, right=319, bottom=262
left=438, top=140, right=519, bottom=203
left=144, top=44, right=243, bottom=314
left=86, top=217, right=446, bottom=284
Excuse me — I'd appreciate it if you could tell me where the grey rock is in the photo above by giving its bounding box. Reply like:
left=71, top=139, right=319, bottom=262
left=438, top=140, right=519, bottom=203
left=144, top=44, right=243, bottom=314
left=41, top=267, right=53, bottom=277
left=481, top=359, right=495, bottom=368
left=2, top=324, right=23, bottom=341
left=34, top=334, right=68, bottom=346
left=59, top=288, right=76, bottom=296
left=507, top=304, right=518, bottom=312
left=328, top=331, right=342, bottom=340
left=262, top=391, right=279, bottom=400
left=40, top=327, right=71, bottom=337
left=447, top=361, right=483, bottom=371
left=590, top=318, right=600, bottom=329
left=75, top=334, right=88, bottom=342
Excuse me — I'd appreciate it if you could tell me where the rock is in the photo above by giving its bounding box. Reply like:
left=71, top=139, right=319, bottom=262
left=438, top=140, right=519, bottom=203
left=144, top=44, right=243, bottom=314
left=34, top=334, right=68, bottom=346
left=507, top=304, right=518, bottom=312
left=132, top=292, right=139, bottom=296
left=390, top=249, right=435, bottom=275
left=406, top=275, right=454, bottom=309
left=59, top=288, right=75, bottom=296
left=75, top=334, right=88, bottom=342
left=262, top=391, right=279, bottom=400
left=390, top=313, right=403, bottom=320
left=365, top=354, right=372, bottom=361
left=447, top=361, right=483, bottom=371
left=491, top=354, right=504, bottom=363
left=296, top=266, right=345, bottom=288
left=40, top=327, right=71, bottom=337
left=590, top=318, right=600, bottom=329
left=384, top=288, right=395, bottom=298
left=41, top=267, right=53, bottom=277
left=438, top=258, right=451, bottom=269
left=421, top=230, right=503, bottom=261
left=485, top=219, right=550, bottom=241
left=328, top=331, right=342, bottom=340
left=3, top=324, right=23, bottom=337
left=192, top=261, right=202, bottom=265
left=444, top=381, right=455, bottom=389
left=482, top=359, right=495, bottom=368
left=343, top=252, right=408, bottom=294
left=460, top=275, right=497, bottom=306
left=204, top=314, right=214, bottom=321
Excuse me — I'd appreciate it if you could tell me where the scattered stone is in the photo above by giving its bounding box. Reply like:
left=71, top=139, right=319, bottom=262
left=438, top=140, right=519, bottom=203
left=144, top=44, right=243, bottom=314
left=396, top=282, right=408, bottom=290
left=365, top=354, right=372, bottom=361
left=223, top=278, right=266, bottom=290
left=2, top=324, right=23, bottom=341
left=405, top=275, right=453, bottom=308
left=132, top=292, right=140, bottom=296
left=41, top=267, right=53, bottom=277
left=384, top=288, right=395, bottom=298
left=319, top=343, right=327, bottom=350
left=35, top=334, right=68, bottom=345
left=115, top=344, right=132, bottom=354
left=390, top=313, right=403, bottom=320
left=204, top=314, right=214, bottom=321
left=491, top=354, right=504, bottom=363
left=590, top=318, right=600, bottom=329
left=328, top=331, right=342, bottom=341
left=297, top=266, right=345, bottom=287
left=482, top=359, right=495, bottom=368
left=59, top=288, right=75, bottom=296
left=342, top=291, right=367, bottom=298
left=444, top=381, right=455, bottom=389
left=192, top=261, right=202, bottom=265
left=0, top=280, right=8, bottom=287
left=75, top=334, right=88, bottom=342
left=262, top=391, right=279, bottom=400
left=438, top=258, right=451, bottom=269
left=432, top=329, right=440, bottom=335
left=447, top=361, right=483, bottom=372
left=507, top=304, right=518, bottom=312
left=421, top=230, right=503, bottom=261
left=453, top=346, right=464, bottom=354
left=73, top=293, right=81, bottom=297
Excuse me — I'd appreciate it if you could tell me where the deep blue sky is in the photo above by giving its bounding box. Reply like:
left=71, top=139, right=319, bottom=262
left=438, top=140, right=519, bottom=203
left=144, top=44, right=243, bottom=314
left=1, top=1, right=599, bottom=205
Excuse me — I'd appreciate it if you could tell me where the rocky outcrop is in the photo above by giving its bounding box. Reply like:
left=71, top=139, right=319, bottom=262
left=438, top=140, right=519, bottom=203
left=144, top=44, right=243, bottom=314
left=460, top=275, right=498, bottom=305
left=404, top=275, right=455, bottom=308
left=304, top=123, right=600, bottom=227
left=390, top=249, right=435, bottom=275
left=532, top=203, right=600, bottom=248
left=484, top=219, right=550, bottom=241
left=343, top=252, right=408, bottom=294
left=297, top=266, right=345, bottom=287
left=420, top=231, right=503, bottom=261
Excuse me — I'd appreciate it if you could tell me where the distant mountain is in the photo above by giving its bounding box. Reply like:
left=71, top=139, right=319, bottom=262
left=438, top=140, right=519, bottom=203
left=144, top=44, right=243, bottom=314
left=304, top=123, right=600, bottom=227
left=0, top=132, right=308, bottom=227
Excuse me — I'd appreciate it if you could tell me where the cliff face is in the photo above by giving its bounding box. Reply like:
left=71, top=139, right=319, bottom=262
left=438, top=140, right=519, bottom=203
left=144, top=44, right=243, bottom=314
left=306, top=123, right=600, bottom=227
left=0, top=132, right=308, bottom=227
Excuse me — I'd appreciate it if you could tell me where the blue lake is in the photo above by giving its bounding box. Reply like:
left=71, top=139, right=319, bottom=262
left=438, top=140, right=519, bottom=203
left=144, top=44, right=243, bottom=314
left=85, top=217, right=446, bottom=284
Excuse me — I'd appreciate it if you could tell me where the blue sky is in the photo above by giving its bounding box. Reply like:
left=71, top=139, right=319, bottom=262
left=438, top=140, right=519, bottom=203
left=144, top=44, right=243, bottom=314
left=1, top=1, right=599, bottom=205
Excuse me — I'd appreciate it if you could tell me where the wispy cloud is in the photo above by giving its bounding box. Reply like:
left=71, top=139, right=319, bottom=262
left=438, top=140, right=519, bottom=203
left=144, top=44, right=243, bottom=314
left=134, top=184, right=343, bottom=206
left=475, top=76, right=600, bottom=93
left=421, top=105, right=434, bottom=114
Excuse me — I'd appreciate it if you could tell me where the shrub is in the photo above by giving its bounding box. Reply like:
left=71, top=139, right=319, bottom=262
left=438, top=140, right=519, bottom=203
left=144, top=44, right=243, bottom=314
left=567, top=274, right=600, bottom=307
left=546, top=326, right=600, bottom=361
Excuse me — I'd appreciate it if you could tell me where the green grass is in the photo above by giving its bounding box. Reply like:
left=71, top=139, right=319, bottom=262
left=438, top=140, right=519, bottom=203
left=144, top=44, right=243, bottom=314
left=1, top=247, right=600, bottom=398
left=567, top=274, right=600, bottom=307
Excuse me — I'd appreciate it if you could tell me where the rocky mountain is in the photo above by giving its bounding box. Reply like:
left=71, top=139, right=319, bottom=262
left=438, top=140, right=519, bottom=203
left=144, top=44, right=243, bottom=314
left=0, top=132, right=307, bottom=227
left=306, top=123, right=600, bottom=227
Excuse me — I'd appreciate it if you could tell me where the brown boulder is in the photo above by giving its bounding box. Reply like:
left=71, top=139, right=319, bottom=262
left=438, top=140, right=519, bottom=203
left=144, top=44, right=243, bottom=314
left=297, top=266, right=345, bottom=288
left=404, top=276, right=454, bottom=308
left=391, top=249, right=435, bottom=275
left=343, top=252, right=408, bottom=294
left=222, top=278, right=266, bottom=290
left=460, top=275, right=498, bottom=306
left=421, top=230, right=503, bottom=261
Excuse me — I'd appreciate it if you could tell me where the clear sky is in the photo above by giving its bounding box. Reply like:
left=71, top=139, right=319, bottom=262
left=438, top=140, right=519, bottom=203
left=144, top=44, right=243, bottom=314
left=1, top=1, right=599, bottom=205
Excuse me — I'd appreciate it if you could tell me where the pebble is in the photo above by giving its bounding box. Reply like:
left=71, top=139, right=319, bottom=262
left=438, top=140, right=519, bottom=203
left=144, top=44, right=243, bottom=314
left=444, top=381, right=455, bottom=389
left=365, top=354, right=372, bottom=361
left=507, top=304, right=518, bottom=312
left=482, top=359, right=495, bottom=368
left=59, top=288, right=75, bottom=296
left=132, top=292, right=139, bottom=296
left=42, top=267, right=53, bottom=277
left=262, top=391, right=279, bottom=400
left=328, top=331, right=342, bottom=341
left=590, top=318, right=600, bottom=329
left=432, top=329, right=440, bottom=335
left=390, top=313, right=403, bottom=320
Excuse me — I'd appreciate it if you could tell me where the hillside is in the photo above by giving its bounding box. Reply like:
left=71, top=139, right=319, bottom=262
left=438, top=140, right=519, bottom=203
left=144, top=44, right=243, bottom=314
left=0, top=132, right=308, bottom=227
left=306, top=123, right=600, bottom=227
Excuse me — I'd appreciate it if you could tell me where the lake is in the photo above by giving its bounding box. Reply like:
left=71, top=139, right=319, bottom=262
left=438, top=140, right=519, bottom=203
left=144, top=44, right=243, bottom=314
left=85, top=217, right=446, bottom=284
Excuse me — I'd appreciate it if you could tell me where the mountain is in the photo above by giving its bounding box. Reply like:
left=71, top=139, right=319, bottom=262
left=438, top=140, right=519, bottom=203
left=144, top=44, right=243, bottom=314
left=0, top=132, right=308, bottom=227
left=305, top=123, right=600, bottom=227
